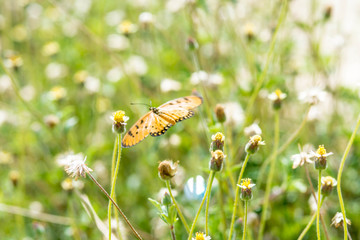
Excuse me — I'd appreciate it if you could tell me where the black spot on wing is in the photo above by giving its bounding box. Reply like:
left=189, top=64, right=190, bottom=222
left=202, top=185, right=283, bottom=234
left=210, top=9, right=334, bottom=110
left=175, top=110, right=195, bottom=122
left=150, top=123, right=173, bottom=137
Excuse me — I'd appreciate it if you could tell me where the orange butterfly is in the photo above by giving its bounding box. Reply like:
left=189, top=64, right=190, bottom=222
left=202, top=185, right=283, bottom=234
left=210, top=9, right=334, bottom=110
left=122, top=95, right=203, bottom=148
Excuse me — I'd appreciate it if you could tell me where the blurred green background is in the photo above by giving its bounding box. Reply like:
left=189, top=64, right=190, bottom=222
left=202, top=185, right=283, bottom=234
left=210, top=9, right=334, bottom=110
left=0, top=0, right=359, bottom=239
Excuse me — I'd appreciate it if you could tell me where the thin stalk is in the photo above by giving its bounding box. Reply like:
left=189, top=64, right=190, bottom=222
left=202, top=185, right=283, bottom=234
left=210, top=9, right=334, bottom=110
left=188, top=171, right=216, bottom=240
left=228, top=153, right=251, bottom=240
left=258, top=105, right=311, bottom=187
left=108, top=134, right=122, bottom=240
left=205, top=171, right=216, bottom=235
left=166, top=180, right=190, bottom=233
left=337, top=114, right=360, bottom=240
left=258, top=110, right=280, bottom=240
left=244, top=0, right=288, bottom=124
left=242, top=201, right=248, bottom=240
left=170, top=225, right=176, bottom=240
left=218, top=176, right=227, bottom=233
left=304, top=165, right=330, bottom=240
left=86, top=171, right=142, bottom=240
left=316, top=170, right=322, bottom=240
left=297, top=197, right=325, bottom=240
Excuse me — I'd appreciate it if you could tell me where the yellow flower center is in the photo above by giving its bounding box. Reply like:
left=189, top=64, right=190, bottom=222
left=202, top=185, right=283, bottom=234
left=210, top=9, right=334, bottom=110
left=195, top=232, right=205, bottom=240
left=317, top=145, right=327, bottom=155
left=251, top=135, right=262, bottom=143
left=113, top=110, right=126, bottom=123
left=323, top=176, right=334, bottom=186
left=212, top=150, right=224, bottom=159
left=120, top=20, right=133, bottom=33
left=241, top=178, right=252, bottom=189
left=275, top=89, right=283, bottom=98
left=214, top=132, right=224, bottom=141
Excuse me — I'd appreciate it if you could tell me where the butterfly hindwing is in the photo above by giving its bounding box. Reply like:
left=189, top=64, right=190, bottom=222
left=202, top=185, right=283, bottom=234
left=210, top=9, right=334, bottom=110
left=121, top=112, right=154, bottom=148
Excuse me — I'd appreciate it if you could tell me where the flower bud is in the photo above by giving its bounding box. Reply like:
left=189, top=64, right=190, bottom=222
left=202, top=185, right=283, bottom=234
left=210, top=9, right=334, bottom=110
left=210, top=132, right=225, bottom=151
left=161, top=192, right=172, bottom=206
left=321, top=176, right=337, bottom=196
left=214, top=104, right=226, bottom=123
left=112, top=110, right=129, bottom=134
left=186, top=37, right=199, bottom=51
left=244, top=23, right=255, bottom=42
left=245, top=135, right=265, bottom=154
left=44, top=114, right=60, bottom=128
left=158, top=160, right=179, bottom=181
left=239, top=178, right=256, bottom=201
left=323, top=5, right=332, bottom=20
left=209, top=150, right=226, bottom=172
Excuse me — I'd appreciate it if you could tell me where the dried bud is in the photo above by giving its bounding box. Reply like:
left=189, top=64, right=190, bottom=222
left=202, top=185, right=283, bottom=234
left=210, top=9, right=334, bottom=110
left=245, top=135, right=265, bottom=154
left=239, top=178, right=256, bottom=201
left=112, top=110, right=129, bottom=134
left=209, top=150, right=226, bottom=172
left=158, top=160, right=179, bottom=181
left=311, top=145, right=333, bottom=170
left=161, top=192, right=172, bottom=206
left=321, top=176, right=337, bottom=196
left=214, top=104, right=226, bottom=123
left=210, top=132, right=225, bottom=151
left=186, top=37, right=199, bottom=51
left=9, top=170, right=20, bottom=187
left=44, top=114, right=60, bottom=128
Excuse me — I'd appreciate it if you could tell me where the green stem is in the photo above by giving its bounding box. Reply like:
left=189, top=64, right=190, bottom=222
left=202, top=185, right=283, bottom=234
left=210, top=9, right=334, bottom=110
left=218, top=176, right=227, bottom=233
left=228, top=153, right=251, bottom=240
left=244, top=0, right=288, bottom=124
left=166, top=180, right=190, bottom=233
left=337, top=114, right=360, bottom=240
left=258, top=110, right=280, bottom=240
left=205, top=171, right=216, bottom=235
left=86, top=171, right=142, bottom=239
left=243, top=201, right=248, bottom=240
left=188, top=171, right=215, bottom=240
left=297, top=197, right=325, bottom=240
left=258, top=105, right=311, bottom=187
left=317, top=170, right=322, bottom=240
left=108, top=134, right=122, bottom=240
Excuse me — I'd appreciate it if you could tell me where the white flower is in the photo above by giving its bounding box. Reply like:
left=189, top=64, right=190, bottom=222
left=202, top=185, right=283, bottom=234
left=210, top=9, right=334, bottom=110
left=298, top=88, right=328, bottom=105
left=291, top=151, right=313, bottom=169
left=268, top=89, right=287, bottom=101
left=106, top=67, right=123, bottom=82
left=222, top=102, right=244, bottom=127
left=124, top=55, right=148, bottom=76
left=139, top=12, right=154, bottom=25
left=45, top=62, right=68, bottom=80
left=105, top=10, right=124, bottom=26
left=331, top=212, right=351, bottom=228
left=107, top=34, right=129, bottom=51
left=244, top=121, right=262, bottom=137
left=84, top=76, right=100, bottom=93
left=190, top=71, right=208, bottom=85
left=160, top=78, right=182, bottom=92
left=321, top=176, right=337, bottom=187
left=0, top=75, right=12, bottom=93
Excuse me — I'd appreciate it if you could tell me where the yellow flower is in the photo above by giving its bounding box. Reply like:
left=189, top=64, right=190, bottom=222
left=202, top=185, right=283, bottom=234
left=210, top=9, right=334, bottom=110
left=119, top=20, right=137, bottom=35
left=211, top=132, right=225, bottom=142
left=49, top=86, right=67, bottom=101
left=268, top=89, right=287, bottom=101
left=192, top=232, right=211, bottom=240
left=239, top=178, right=256, bottom=190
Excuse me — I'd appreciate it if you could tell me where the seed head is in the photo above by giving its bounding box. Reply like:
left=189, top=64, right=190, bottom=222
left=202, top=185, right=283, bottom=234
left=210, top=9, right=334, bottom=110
left=209, top=150, right=226, bottom=172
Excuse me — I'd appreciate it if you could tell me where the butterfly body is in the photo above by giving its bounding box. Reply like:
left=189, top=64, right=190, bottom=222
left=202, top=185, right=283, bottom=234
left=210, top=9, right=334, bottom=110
left=122, top=95, right=202, bottom=148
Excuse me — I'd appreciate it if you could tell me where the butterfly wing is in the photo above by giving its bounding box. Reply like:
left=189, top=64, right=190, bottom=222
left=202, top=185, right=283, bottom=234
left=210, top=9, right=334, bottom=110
left=149, top=95, right=202, bottom=137
left=158, top=95, right=203, bottom=110
left=121, top=112, right=154, bottom=148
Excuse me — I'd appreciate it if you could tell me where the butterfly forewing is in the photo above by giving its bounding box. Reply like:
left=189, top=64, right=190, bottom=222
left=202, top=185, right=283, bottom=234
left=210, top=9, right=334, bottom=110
left=121, top=112, right=154, bottom=148
left=159, top=96, right=203, bottom=110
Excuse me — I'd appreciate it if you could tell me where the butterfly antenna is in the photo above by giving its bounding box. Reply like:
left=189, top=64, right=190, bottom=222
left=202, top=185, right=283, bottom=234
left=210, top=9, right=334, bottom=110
left=130, top=102, right=151, bottom=107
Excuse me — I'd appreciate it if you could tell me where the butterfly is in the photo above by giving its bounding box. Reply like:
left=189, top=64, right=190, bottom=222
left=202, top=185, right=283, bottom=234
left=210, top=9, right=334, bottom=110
left=122, top=95, right=203, bottom=148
